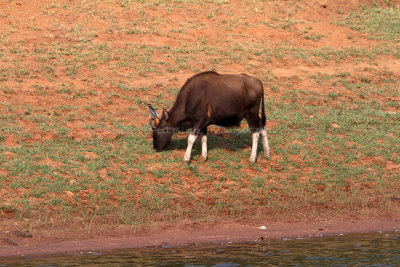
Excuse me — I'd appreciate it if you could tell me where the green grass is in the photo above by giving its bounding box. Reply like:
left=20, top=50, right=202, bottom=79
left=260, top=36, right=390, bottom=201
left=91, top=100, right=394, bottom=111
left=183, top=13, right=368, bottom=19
left=0, top=1, right=399, bottom=232
left=340, top=5, right=400, bottom=42
left=1, top=74, right=398, bottom=227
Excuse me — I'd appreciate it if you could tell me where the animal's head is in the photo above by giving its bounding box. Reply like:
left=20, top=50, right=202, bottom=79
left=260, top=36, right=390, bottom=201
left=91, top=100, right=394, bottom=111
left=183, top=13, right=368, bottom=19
left=148, top=104, right=172, bottom=152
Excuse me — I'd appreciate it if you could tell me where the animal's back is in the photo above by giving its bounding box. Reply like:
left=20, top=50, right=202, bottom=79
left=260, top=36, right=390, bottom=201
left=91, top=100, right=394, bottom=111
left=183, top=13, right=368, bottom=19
left=177, top=72, right=263, bottom=127
left=189, top=72, right=262, bottom=111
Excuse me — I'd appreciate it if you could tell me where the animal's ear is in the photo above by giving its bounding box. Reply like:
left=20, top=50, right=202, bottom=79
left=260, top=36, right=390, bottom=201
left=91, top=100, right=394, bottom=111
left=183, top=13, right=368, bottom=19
left=162, top=108, right=169, bottom=121
left=148, top=104, right=159, bottom=119
left=149, top=118, right=156, bottom=128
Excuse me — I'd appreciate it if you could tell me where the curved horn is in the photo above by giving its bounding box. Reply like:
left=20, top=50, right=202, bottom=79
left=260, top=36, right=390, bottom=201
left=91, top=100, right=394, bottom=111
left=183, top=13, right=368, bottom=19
left=148, top=104, right=159, bottom=119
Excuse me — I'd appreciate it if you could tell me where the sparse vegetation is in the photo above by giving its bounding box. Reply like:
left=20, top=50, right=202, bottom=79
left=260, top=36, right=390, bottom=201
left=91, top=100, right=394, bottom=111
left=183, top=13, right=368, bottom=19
left=0, top=0, right=399, bottom=236
left=340, top=5, right=400, bottom=42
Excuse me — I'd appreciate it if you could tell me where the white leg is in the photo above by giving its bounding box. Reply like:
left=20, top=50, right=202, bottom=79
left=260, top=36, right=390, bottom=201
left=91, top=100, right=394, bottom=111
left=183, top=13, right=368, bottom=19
left=260, top=127, right=270, bottom=158
left=200, top=134, right=207, bottom=161
left=183, top=133, right=198, bottom=163
left=249, top=132, right=260, bottom=164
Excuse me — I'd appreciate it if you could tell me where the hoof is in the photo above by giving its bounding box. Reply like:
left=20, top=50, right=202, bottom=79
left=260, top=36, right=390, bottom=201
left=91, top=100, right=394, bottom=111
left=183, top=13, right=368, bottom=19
left=199, top=156, right=207, bottom=162
left=184, top=160, right=190, bottom=166
left=249, top=159, right=256, bottom=165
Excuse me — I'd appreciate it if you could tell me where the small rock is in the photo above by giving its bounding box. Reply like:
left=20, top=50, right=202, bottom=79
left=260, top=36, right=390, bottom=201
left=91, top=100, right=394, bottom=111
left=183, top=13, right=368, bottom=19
left=331, top=123, right=340, bottom=128
left=259, top=226, right=267, bottom=230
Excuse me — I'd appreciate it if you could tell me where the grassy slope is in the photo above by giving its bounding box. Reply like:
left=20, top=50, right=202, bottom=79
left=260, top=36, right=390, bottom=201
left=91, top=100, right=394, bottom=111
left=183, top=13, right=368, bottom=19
left=0, top=0, right=399, bottom=232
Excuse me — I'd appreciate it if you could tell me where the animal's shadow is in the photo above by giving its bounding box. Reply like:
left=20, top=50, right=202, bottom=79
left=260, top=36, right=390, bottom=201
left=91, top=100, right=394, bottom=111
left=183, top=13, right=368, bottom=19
left=164, top=129, right=254, bottom=154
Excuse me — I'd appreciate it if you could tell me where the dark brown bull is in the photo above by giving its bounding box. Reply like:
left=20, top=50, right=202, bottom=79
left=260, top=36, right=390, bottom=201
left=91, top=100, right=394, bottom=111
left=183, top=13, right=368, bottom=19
left=148, top=71, right=270, bottom=164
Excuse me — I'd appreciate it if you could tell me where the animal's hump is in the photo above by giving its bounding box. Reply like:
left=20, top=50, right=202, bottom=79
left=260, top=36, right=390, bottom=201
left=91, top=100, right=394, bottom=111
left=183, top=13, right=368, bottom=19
left=189, top=70, right=219, bottom=80
left=180, top=71, right=220, bottom=90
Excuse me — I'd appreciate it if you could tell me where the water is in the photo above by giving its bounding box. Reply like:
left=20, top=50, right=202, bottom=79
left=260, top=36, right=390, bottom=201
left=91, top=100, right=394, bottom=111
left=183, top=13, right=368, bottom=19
left=1, top=231, right=400, bottom=266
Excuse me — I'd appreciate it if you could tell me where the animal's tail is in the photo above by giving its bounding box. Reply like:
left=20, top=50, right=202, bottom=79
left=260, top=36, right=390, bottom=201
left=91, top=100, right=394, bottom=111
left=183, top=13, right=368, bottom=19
left=260, top=80, right=266, bottom=127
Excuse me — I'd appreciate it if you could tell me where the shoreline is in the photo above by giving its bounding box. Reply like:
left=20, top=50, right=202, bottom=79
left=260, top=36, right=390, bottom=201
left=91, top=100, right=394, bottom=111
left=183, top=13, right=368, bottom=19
left=1, top=216, right=399, bottom=259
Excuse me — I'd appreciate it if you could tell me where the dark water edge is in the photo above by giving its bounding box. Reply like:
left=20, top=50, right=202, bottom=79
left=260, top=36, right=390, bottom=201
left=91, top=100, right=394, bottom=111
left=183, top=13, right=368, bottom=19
left=1, top=231, right=400, bottom=266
